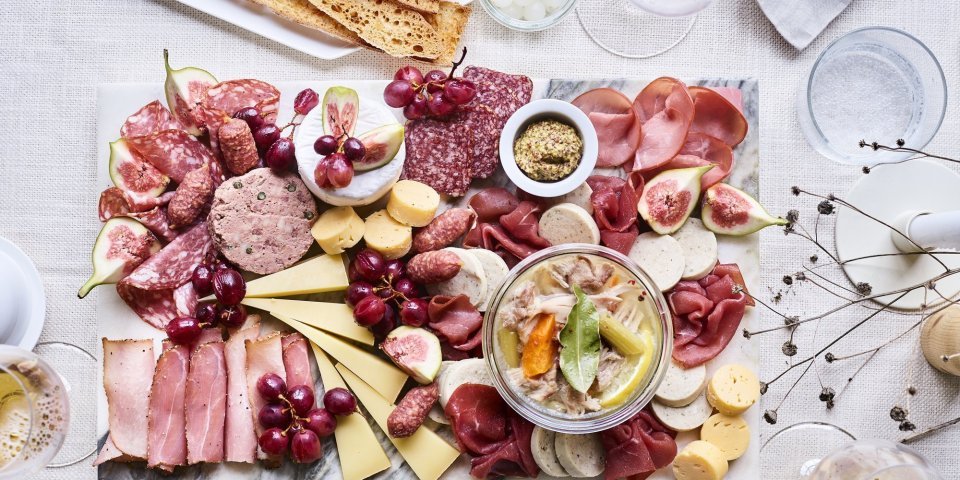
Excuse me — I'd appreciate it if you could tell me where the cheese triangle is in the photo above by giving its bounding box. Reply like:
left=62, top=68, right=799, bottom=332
left=243, top=254, right=348, bottom=298
left=243, top=297, right=373, bottom=346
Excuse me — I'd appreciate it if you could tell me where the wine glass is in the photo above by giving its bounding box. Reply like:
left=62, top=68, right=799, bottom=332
left=577, top=0, right=715, bottom=58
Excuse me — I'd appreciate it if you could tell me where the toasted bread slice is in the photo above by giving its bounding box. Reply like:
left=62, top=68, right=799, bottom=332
left=396, top=0, right=440, bottom=14
left=423, top=2, right=471, bottom=64
left=249, top=0, right=364, bottom=46
left=309, top=0, right=444, bottom=59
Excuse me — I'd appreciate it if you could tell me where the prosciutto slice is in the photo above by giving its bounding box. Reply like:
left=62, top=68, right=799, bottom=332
left=98, top=187, right=175, bottom=222
left=572, top=88, right=642, bottom=167
left=643, top=133, right=734, bottom=191
left=120, top=100, right=184, bottom=139
left=600, top=409, right=677, bottom=480
left=185, top=341, right=227, bottom=464
left=224, top=317, right=260, bottom=464
left=669, top=265, right=748, bottom=368
left=245, top=332, right=287, bottom=463
left=428, top=295, right=483, bottom=357
left=147, top=345, right=188, bottom=471
left=631, top=77, right=695, bottom=172
left=464, top=223, right=538, bottom=265
left=499, top=201, right=551, bottom=250
left=688, top=86, right=748, bottom=147
left=587, top=175, right=642, bottom=255
left=281, top=333, right=313, bottom=389
left=102, top=338, right=155, bottom=460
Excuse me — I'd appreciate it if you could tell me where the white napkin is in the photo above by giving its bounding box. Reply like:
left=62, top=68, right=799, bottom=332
left=756, top=0, right=852, bottom=50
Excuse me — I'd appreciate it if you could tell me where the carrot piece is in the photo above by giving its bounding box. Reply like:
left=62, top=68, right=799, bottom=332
left=522, top=313, right=558, bottom=378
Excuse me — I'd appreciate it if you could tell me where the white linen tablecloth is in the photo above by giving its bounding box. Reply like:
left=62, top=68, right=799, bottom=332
left=1, top=0, right=959, bottom=478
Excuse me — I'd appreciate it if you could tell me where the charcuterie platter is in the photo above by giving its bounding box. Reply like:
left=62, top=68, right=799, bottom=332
left=90, top=52, right=766, bottom=480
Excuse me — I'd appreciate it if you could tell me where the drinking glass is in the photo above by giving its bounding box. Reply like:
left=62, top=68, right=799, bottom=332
left=577, top=0, right=714, bottom=58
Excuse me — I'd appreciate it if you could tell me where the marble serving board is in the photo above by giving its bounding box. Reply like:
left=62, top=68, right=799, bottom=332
left=95, top=77, right=760, bottom=480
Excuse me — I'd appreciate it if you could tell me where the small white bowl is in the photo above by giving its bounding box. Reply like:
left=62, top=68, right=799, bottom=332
left=499, top=99, right=598, bottom=198
left=0, top=237, right=45, bottom=350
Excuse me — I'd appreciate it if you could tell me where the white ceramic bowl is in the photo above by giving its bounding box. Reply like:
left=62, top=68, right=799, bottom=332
left=499, top=99, right=598, bottom=198
left=0, top=237, right=45, bottom=350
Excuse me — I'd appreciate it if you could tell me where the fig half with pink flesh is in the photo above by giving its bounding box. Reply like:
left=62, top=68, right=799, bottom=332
left=380, top=326, right=442, bottom=384
left=163, top=49, right=217, bottom=137
left=354, top=124, right=404, bottom=172
left=701, top=183, right=788, bottom=235
left=79, top=218, right=161, bottom=298
left=108, top=139, right=169, bottom=198
left=638, top=165, right=713, bottom=235
left=322, top=86, right=359, bottom=138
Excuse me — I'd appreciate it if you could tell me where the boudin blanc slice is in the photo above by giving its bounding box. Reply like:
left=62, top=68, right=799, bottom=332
left=554, top=432, right=605, bottom=478
left=437, top=358, right=492, bottom=408
left=673, top=218, right=719, bottom=280
left=467, top=248, right=509, bottom=312
left=538, top=203, right=601, bottom=245
left=655, top=360, right=707, bottom=407
left=628, top=232, right=685, bottom=291
left=651, top=393, right=714, bottom=432
left=530, top=426, right=569, bottom=477
left=426, top=248, right=487, bottom=308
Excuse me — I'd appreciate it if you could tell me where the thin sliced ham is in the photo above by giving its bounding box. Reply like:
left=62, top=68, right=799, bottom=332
left=147, top=345, right=188, bottom=471
left=428, top=295, right=484, bottom=357
left=281, top=333, right=313, bottom=389
left=224, top=317, right=261, bottom=464
left=93, top=436, right=128, bottom=466
left=102, top=338, right=155, bottom=460
left=631, top=77, right=694, bottom=171
left=245, top=332, right=287, bottom=463
left=572, top=88, right=642, bottom=167
left=688, top=86, right=748, bottom=147
left=185, top=341, right=227, bottom=464
left=669, top=265, right=748, bottom=368
left=600, top=409, right=677, bottom=480
left=644, top=133, right=734, bottom=191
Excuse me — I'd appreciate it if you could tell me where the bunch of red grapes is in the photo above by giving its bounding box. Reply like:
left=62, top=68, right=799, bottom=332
left=165, top=259, right=248, bottom=344
left=255, top=373, right=358, bottom=463
left=383, top=65, right=477, bottom=120
left=346, top=249, right=430, bottom=338
left=312, top=131, right=365, bottom=189
left=231, top=88, right=320, bottom=172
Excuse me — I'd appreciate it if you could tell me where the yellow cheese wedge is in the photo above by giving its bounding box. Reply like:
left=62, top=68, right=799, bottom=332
left=275, top=314, right=407, bottom=402
left=338, top=364, right=460, bottom=480
left=243, top=254, right=348, bottom=298
left=363, top=209, right=412, bottom=259
left=706, top=364, right=760, bottom=416
left=310, top=343, right=391, bottom=480
left=242, top=297, right=374, bottom=346
left=386, top=180, right=440, bottom=227
left=673, top=440, right=729, bottom=480
left=312, top=206, right=365, bottom=254
left=699, top=413, right=750, bottom=461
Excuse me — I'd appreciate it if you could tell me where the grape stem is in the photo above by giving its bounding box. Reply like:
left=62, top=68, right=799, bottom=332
left=447, top=46, right=468, bottom=78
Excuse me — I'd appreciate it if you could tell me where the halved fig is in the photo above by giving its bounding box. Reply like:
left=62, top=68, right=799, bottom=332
left=380, top=326, right=442, bottom=384
left=701, top=183, right=788, bottom=235
left=108, top=139, right=169, bottom=198
left=163, top=49, right=217, bottom=137
left=638, top=165, right=713, bottom=235
left=355, top=124, right=404, bottom=172
left=78, top=218, right=161, bottom=298
left=322, top=87, right=359, bottom=138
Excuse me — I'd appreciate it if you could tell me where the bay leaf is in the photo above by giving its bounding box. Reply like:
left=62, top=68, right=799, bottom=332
left=559, top=285, right=601, bottom=393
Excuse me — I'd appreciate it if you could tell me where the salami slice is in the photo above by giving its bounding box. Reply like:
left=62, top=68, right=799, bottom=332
left=117, top=282, right=197, bottom=330
left=202, top=79, right=280, bottom=124
left=401, top=119, right=473, bottom=197
left=463, top=67, right=533, bottom=122
left=99, top=187, right=175, bottom=222
left=121, top=222, right=212, bottom=290
left=126, top=130, right=216, bottom=184
left=120, top=101, right=184, bottom=139
left=454, top=106, right=500, bottom=179
left=124, top=207, right=179, bottom=243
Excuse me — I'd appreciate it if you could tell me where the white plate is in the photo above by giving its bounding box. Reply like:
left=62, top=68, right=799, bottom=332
left=0, top=237, right=45, bottom=350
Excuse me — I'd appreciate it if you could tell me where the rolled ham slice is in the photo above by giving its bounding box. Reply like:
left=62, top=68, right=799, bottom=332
left=688, top=86, right=748, bottom=147
left=224, top=317, right=261, bottom=464
left=147, top=345, right=188, bottom=471
left=245, top=332, right=287, bottom=463
left=572, top=88, right=642, bottom=168
left=632, top=77, right=695, bottom=172
left=281, top=333, right=313, bottom=389
left=102, top=338, right=155, bottom=460
left=185, top=341, right=227, bottom=464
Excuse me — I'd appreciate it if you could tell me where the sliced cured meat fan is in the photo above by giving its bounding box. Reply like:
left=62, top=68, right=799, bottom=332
left=600, top=409, right=677, bottom=480
left=146, top=344, right=188, bottom=471
left=126, top=130, right=216, bottom=184
left=643, top=132, right=734, bottom=191
left=669, top=264, right=749, bottom=368
left=244, top=332, right=287, bottom=462
left=572, top=88, right=642, bottom=168
left=587, top=175, right=642, bottom=255
left=101, top=339, right=155, bottom=461
left=281, top=333, right=314, bottom=389
left=428, top=294, right=484, bottom=358
left=631, top=77, right=695, bottom=172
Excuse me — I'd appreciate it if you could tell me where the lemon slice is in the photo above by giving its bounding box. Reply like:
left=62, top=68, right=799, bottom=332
left=597, top=331, right=656, bottom=408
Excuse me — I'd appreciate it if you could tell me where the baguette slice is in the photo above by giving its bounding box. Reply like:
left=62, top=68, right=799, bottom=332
left=396, top=0, right=440, bottom=13
left=421, top=1, right=472, bottom=65
left=309, top=0, right=444, bottom=59
left=249, top=0, right=363, bottom=46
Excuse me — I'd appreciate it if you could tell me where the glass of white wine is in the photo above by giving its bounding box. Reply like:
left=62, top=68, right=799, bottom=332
left=0, top=345, right=69, bottom=478
left=577, top=0, right=715, bottom=58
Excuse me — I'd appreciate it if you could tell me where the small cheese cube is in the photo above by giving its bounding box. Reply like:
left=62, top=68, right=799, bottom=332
left=673, top=440, right=729, bottom=480
left=311, top=206, right=365, bottom=254
left=364, top=209, right=412, bottom=259
left=706, top=364, right=760, bottom=416
left=699, top=413, right=750, bottom=461
left=387, top=180, right=440, bottom=227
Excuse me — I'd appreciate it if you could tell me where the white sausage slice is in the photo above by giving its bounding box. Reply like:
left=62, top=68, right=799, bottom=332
left=628, top=232, right=685, bottom=291
left=554, top=432, right=605, bottom=478
left=655, top=360, right=707, bottom=407
left=674, top=218, right=718, bottom=280
left=426, top=247, right=487, bottom=308
left=538, top=203, right=601, bottom=246
left=651, top=393, right=714, bottom=432
left=468, top=248, right=509, bottom=312
left=530, top=426, right=569, bottom=477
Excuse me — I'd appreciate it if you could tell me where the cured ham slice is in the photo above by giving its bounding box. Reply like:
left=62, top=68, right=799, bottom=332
left=185, top=341, right=227, bottom=464
left=600, top=409, right=677, bottom=480
left=669, top=265, right=748, bottom=367
left=102, top=338, right=155, bottom=460
left=93, top=436, right=129, bottom=466
left=688, top=86, right=748, bottom=147
left=224, top=317, right=260, bottom=464
left=147, top=345, right=188, bottom=471
left=572, top=88, right=642, bottom=167
left=428, top=295, right=484, bottom=357
left=245, top=332, right=287, bottom=462
left=631, top=77, right=694, bottom=172
left=98, top=187, right=175, bottom=222
left=281, top=333, right=313, bottom=389
left=500, top=202, right=551, bottom=250
left=120, top=100, right=184, bottom=139
left=587, top=175, right=642, bottom=255
left=643, top=133, right=734, bottom=191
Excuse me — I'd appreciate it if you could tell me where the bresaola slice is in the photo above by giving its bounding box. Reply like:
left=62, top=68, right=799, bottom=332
left=600, top=409, right=677, bottom=480
left=428, top=295, right=484, bottom=357
left=631, top=77, right=695, bottom=172
left=587, top=175, right=642, bottom=255
left=102, top=339, right=155, bottom=461
left=572, top=88, right=642, bottom=168
left=147, top=345, right=188, bottom=471
left=688, top=86, right=748, bottom=147
left=669, top=264, right=749, bottom=368
left=185, top=341, right=227, bottom=464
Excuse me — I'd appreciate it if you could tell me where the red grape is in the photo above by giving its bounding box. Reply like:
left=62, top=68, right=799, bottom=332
left=253, top=124, right=282, bottom=152
left=165, top=317, right=201, bottom=345
left=383, top=259, right=405, bottom=280
left=424, top=70, right=448, bottom=92
left=346, top=281, right=375, bottom=306
left=394, top=66, right=424, bottom=85
left=342, top=137, right=366, bottom=162
left=213, top=268, right=245, bottom=305
left=323, top=387, right=357, bottom=416
left=377, top=287, right=395, bottom=300
left=370, top=305, right=397, bottom=338
left=294, top=88, right=320, bottom=115
left=326, top=153, right=354, bottom=189
left=195, top=302, right=218, bottom=326
left=265, top=137, right=296, bottom=171
left=443, top=79, right=477, bottom=105
left=257, top=373, right=287, bottom=401
left=214, top=261, right=232, bottom=272
left=403, top=95, right=428, bottom=120
left=258, top=402, right=292, bottom=429
left=233, top=107, right=264, bottom=130
left=384, top=80, right=417, bottom=108
left=191, top=264, right=214, bottom=296
left=258, top=428, right=289, bottom=456
left=290, top=429, right=322, bottom=463
left=302, top=408, right=337, bottom=437
left=399, top=298, right=429, bottom=327
left=287, top=385, right=316, bottom=416
left=426, top=91, right=455, bottom=117
left=313, top=157, right=332, bottom=189
left=392, top=277, right=420, bottom=300
left=353, top=296, right=386, bottom=327
left=313, top=135, right=338, bottom=156
left=351, top=249, right=386, bottom=282
left=217, top=303, right=247, bottom=328
left=347, top=261, right=361, bottom=282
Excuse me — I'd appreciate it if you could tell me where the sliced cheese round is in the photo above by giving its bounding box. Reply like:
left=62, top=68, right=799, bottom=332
left=468, top=248, right=509, bottom=312
left=426, top=248, right=487, bottom=308
left=655, top=360, right=707, bottom=407
left=554, top=432, right=605, bottom=478
left=311, top=206, right=365, bottom=254
left=530, top=426, right=569, bottom=477
left=651, top=394, right=714, bottom=432
left=673, top=440, right=729, bottom=480
left=628, top=232, right=685, bottom=291
left=363, top=209, right=412, bottom=259
left=538, top=203, right=601, bottom=245
left=700, top=413, right=750, bottom=461
left=706, top=364, right=760, bottom=416
left=673, top=218, right=718, bottom=280
left=387, top=180, right=440, bottom=227
left=438, top=358, right=492, bottom=408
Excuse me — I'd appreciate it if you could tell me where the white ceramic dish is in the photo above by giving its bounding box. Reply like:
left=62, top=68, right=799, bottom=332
left=499, top=98, right=598, bottom=198
left=0, top=237, right=45, bottom=350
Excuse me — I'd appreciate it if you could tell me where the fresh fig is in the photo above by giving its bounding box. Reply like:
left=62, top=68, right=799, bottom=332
left=108, top=139, right=169, bottom=198
left=322, top=87, right=359, bottom=138
left=354, top=124, right=404, bottom=172
left=701, top=183, right=788, bottom=235
left=79, top=218, right=161, bottom=298
left=163, top=49, right=217, bottom=137
left=379, top=326, right=442, bottom=384
left=638, top=165, right=713, bottom=235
